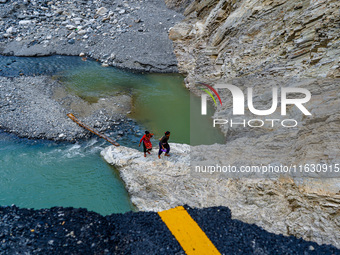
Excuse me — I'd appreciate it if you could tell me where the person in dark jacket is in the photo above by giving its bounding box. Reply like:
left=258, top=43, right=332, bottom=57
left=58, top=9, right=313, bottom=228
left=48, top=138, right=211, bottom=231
left=158, top=131, right=170, bottom=159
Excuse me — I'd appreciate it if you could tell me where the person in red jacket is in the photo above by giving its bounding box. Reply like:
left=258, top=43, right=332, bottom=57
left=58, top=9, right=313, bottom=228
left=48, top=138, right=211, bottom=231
left=139, top=131, right=153, bottom=157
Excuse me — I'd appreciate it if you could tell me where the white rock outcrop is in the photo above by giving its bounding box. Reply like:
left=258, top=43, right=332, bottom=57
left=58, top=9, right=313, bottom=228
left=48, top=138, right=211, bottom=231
left=101, top=143, right=340, bottom=248
left=101, top=143, right=191, bottom=211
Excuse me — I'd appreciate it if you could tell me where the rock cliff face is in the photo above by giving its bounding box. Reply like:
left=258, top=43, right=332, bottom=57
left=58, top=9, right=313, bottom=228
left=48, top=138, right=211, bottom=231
left=169, top=0, right=340, bottom=82
left=163, top=0, right=340, bottom=248
left=101, top=144, right=340, bottom=248
left=167, top=0, right=340, bottom=172
left=101, top=0, right=340, bottom=249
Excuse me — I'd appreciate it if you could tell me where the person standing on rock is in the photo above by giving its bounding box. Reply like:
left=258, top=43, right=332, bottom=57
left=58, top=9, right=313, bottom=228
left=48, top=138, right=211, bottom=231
left=139, top=131, right=153, bottom=157
left=158, top=131, right=170, bottom=159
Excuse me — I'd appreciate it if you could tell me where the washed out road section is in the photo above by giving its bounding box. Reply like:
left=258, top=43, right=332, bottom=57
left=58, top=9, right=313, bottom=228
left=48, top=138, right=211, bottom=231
left=0, top=205, right=338, bottom=254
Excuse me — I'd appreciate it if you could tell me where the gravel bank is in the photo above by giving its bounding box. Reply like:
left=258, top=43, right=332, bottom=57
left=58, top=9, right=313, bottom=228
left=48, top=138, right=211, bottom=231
left=0, top=0, right=183, bottom=72
left=0, top=75, right=137, bottom=141
left=0, top=205, right=338, bottom=254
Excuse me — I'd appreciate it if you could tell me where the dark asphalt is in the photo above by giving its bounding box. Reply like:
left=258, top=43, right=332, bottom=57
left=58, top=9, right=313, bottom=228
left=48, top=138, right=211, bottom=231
left=184, top=205, right=338, bottom=255
left=0, top=205, right=338, bottom=254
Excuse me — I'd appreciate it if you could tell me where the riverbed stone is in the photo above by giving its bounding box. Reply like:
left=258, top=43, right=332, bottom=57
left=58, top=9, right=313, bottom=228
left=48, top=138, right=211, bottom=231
left=67, top=32, right=76, bottom=39
left=19, top=20, right=34, bottom=26
left=6, top=27, right=16, bottom=34
left=77, top=29, right=87, bottom=35
left=0, top=0, right=185, bottom=72
left=96, top=7, right=108, bottom=16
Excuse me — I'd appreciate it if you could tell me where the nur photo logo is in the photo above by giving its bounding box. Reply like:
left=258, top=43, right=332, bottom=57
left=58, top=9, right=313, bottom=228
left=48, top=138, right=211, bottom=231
left=197, top=82, right=312, bottom=128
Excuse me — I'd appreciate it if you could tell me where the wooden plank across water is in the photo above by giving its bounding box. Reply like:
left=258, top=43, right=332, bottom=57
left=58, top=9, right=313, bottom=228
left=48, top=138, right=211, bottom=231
left=67, top=113, right=120, bottom=147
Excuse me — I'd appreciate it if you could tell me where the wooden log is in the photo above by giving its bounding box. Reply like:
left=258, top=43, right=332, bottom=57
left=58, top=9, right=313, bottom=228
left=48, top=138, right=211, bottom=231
left=67, top=113, right=120, bottom=147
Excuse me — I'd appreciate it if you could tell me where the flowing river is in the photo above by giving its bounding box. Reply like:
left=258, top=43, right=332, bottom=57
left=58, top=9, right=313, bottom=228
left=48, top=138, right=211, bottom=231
left=0, top=55, right=224, bottom=215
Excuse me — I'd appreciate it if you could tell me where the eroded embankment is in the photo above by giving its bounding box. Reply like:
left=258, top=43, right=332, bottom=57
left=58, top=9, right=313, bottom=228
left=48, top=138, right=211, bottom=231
left=101, top=144, right=340, bottom=248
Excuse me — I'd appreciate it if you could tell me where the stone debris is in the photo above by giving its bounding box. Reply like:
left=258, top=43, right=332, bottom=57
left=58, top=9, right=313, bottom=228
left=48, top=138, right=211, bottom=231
left=96, top=7, right=108, bottom=16
left=0, top=75, right=133, bottom=141
left=0, top=0, right=184, bottom=72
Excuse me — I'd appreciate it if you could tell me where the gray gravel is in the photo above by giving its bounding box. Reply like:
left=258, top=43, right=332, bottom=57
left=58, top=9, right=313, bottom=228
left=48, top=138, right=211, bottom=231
left=0, top=0, right=184, bottom=72
left=0, top=75, right=135, bottom=141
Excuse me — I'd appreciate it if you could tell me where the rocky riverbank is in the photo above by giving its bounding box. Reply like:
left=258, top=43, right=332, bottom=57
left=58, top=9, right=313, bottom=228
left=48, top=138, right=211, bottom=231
left=0, top=75, right=135, bottom=141
left=0, top=0, right=184, bottom=72
left=0, top=0, right=187, bottom=140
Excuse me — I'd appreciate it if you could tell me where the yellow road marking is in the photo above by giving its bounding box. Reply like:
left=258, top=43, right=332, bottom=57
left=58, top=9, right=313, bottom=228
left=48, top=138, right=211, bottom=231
left=158, top=206, right=221, bottom=255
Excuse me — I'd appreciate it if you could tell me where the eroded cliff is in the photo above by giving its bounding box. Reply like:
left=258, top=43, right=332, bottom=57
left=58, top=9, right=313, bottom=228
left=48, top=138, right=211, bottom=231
left=164, top=0, right=340, bottom=247
left=102, top=0, right=340, bottom=249
left=169, top=0, right=340, bottom=82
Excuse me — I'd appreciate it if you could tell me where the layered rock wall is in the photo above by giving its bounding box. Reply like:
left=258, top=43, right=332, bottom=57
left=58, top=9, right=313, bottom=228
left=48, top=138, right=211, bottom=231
left=164, top=0, right=340, bottom=247
left=169, top=0, right=340, bottom=83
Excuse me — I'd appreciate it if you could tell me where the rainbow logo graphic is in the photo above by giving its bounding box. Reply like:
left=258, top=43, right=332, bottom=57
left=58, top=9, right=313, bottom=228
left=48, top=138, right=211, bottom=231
left=197, top=82, right=223, bottom=106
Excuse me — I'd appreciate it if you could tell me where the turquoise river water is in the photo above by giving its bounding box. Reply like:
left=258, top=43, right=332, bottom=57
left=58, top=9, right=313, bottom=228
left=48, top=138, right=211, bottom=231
left=0, top=56, right=224, bottom=215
